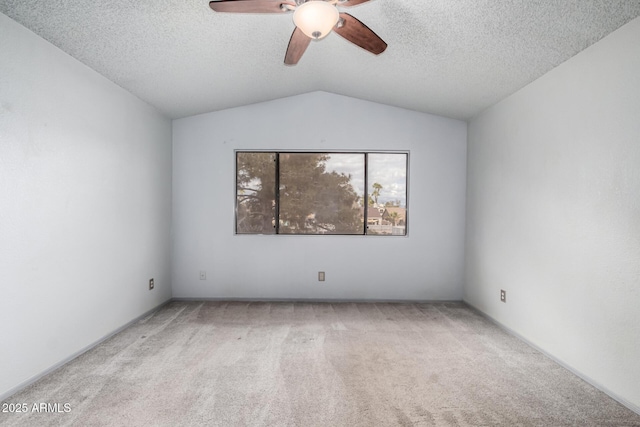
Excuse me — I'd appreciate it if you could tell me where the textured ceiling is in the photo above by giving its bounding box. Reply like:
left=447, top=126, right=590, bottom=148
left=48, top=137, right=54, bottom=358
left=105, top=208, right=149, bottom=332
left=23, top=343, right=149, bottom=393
left=1, top=0, right=639, bottom=120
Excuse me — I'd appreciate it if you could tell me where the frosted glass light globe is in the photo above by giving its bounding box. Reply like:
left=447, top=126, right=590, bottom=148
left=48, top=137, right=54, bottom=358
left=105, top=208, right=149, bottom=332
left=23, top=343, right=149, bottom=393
left=293, top=1, right=340, bottom=40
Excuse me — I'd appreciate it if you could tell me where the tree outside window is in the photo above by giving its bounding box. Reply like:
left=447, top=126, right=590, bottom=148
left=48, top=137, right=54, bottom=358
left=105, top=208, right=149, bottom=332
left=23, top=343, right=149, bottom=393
left=236, top=152, right=407, bottom=235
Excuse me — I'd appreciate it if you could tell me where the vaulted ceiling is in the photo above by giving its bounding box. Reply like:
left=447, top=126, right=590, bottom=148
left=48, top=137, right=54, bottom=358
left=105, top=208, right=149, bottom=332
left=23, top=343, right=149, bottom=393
left=2, top=0, right=639, bottom=120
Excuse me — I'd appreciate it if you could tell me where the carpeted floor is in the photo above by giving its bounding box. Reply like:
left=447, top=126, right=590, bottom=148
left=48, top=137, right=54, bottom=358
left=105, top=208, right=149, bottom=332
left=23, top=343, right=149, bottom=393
left=1, top=301, right=639, bottom=426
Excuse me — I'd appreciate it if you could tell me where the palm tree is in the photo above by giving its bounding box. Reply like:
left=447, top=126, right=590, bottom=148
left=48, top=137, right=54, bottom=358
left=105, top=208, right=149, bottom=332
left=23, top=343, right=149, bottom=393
left=371, top=182, right=382, bottom=206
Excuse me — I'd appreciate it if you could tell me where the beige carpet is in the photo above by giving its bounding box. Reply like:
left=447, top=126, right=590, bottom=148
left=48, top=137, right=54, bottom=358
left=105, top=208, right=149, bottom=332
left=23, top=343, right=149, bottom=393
left=1, top=301, right=639, bottom=426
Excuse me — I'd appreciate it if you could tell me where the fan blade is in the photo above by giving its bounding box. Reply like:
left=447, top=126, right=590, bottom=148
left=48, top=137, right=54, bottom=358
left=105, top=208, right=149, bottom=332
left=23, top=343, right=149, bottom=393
left=334, top=13, right=386, bottom=55
left=285, top=27, right=311, bottom=65
left=337, top=0, right=371, bottom=6
left=209, top=0, right=294, bottom=13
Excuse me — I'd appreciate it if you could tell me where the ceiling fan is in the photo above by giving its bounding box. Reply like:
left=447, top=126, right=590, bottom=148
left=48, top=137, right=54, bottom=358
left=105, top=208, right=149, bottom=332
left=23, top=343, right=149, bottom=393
left=209, top=0, right=387, bottom=65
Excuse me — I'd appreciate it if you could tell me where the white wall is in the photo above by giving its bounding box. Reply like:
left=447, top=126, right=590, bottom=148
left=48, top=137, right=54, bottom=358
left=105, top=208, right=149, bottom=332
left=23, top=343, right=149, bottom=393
left=0, top=14, right=173, bottom=399
left=173, top=92, right=467, bottom=300
left=465, top=17, right=640, bottom=411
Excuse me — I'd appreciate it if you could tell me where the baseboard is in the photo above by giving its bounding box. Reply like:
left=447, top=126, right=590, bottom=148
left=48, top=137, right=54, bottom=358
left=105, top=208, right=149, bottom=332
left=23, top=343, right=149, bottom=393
left=0, top=298, right=172, bottom=402
left=463, top=300, right=640, bottom=416
left=171, top=297, right=463, bottom=304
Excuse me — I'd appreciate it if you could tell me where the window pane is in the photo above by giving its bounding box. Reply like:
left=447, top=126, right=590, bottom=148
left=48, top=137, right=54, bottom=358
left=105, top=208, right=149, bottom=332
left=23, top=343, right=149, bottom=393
left=367, top=153, right=407, bottom=235
left=236, top=152, right=276, bottom=234
left=279, top=153, right=365, bottom=235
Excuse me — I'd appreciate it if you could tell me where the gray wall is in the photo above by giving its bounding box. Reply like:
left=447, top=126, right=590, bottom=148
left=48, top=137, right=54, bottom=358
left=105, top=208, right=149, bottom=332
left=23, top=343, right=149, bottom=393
left=172, top=92, right=467, bottom=300
left=0, top=14, right=173, bottom=399
left=465, top=17, right=640, bottom=411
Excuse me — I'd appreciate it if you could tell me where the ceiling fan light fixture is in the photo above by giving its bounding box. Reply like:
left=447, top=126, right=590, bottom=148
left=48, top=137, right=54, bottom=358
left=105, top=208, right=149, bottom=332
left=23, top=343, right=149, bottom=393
left=293, top=1, right=340, bottom=40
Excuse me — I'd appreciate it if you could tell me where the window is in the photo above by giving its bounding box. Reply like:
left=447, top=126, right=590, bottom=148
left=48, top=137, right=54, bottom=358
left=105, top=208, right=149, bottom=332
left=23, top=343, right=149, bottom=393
left=236, top=152, right=408, bottom=235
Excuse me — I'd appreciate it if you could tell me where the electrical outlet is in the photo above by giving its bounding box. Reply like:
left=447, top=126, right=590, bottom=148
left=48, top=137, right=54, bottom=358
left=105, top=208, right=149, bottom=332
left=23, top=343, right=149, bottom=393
left=500, top=289, right=506, bottom=303
left=318, top=271, right=325, bottom=282
left=199, top=271, right=206, bottom=280
left=149, top=278, right=154, bottom=290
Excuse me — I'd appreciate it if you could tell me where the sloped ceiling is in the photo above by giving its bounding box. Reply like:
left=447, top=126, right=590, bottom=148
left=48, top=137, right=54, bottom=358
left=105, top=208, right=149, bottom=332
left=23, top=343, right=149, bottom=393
left=1, top=0, right=639, bottom=120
